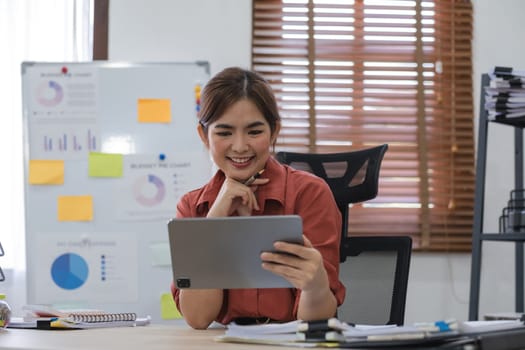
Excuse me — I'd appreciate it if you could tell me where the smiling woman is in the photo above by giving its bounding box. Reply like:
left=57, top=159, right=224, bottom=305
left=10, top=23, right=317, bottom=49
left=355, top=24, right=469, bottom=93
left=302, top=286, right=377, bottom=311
left=0, top=0, right=93, bottom=307
left=172, top=67, right=346, bottom=329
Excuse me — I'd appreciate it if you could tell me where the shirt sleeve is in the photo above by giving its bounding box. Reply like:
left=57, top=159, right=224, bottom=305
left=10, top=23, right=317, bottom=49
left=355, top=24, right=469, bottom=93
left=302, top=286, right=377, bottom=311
left=290, top=175, right=346, bottom=317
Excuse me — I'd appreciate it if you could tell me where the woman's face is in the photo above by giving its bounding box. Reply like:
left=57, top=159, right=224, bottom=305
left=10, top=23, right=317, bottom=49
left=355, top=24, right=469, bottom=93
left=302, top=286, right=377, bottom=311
left=198, top=99, right=278, bottom=182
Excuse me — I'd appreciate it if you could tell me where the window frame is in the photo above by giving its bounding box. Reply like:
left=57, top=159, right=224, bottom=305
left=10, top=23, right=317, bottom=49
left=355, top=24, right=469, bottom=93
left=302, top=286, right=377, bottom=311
left=251, top=0, right=475, bottom=252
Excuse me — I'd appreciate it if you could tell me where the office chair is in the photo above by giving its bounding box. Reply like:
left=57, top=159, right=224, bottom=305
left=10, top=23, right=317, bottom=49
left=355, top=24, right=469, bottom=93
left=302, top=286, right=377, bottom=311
left=276, top=144, right=412, bottom=325
left=338, top=236, right=412, bottom=325
left=275, top=144, right=388, bottom=262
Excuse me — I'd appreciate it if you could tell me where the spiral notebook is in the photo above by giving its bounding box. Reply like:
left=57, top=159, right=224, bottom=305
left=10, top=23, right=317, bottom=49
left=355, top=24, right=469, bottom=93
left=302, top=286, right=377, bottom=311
left=15, top=304, right=149, bottom=329
left=8, top=315, right=151, bottom=329
left=23, top=304, right=135, bottom=319
left=45, top=316, right=150, bottom=330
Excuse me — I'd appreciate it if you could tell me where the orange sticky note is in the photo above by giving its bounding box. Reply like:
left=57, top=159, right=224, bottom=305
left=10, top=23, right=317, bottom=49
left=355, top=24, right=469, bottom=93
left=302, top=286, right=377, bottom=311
left=29, top=160, right=64, bottom=185
left=57, top=195, right=93, bottom=221
left=137, top=98, right=171, bottom=123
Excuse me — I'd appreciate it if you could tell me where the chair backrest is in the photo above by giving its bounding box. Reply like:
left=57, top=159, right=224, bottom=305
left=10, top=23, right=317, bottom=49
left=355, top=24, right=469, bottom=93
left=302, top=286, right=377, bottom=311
left=275, top=144, right=388, bottom=262
left=338, top=236, right=412, bottom=325
left=276, top=144, right=412, bottom=325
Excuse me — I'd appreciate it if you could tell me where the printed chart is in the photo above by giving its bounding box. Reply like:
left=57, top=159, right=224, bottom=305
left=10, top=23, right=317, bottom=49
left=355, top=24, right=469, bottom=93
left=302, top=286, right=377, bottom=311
left=27, top=66, right=99, bottom=159
left=51, top=253, right=89, bottom=290
left=116, top=153, right=212, bottom=221
left=133, top=174, right=166, bottom=207
left=37, top=80, right=64, bottom=107
left=33, top=233, right=138, bottom=304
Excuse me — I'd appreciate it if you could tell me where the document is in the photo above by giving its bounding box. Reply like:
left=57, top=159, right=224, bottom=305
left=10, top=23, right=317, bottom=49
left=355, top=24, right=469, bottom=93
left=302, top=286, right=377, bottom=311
left=458, top=320, right=524, bottom=334
left=216, top=318, right=457, bottom=347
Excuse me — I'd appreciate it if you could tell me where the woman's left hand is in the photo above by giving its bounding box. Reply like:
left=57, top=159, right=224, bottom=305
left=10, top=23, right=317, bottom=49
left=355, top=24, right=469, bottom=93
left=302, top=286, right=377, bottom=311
left=259, top=235, right=329, bottom=292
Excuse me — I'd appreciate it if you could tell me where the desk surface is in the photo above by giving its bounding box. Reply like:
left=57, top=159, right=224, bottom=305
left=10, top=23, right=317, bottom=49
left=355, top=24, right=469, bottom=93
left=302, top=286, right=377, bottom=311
left=0, top=323, right=298, bottom=350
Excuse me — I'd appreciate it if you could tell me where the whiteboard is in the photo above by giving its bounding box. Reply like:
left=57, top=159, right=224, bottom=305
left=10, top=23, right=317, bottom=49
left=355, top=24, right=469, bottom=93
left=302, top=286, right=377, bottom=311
left=21, top=61, right=212, bottom=323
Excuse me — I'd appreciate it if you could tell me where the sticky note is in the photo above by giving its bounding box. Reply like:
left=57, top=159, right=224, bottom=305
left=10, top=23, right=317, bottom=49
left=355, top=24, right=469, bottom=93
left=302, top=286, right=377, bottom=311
left=137, top=98, right=171, bottom=123
left=57, top=195, right=93, bottom=221
left=29, top=160, right=64, bottom=185
left=160, top=293, right=182, bottom=320
left=88, top=152, right=123, bottom=177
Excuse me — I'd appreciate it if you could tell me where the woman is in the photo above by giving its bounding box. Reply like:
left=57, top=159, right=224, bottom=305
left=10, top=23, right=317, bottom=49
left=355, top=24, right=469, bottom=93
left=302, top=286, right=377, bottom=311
left=172, top=67, right=345, bottom=329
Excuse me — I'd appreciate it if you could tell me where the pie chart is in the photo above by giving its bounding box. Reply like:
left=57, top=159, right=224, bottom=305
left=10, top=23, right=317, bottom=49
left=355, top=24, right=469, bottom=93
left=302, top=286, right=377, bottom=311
left=51, top=253, right=89, bottom=290
left=37, top=80, right=64, bottom=107
left=133, top=174, right=166, bottom=207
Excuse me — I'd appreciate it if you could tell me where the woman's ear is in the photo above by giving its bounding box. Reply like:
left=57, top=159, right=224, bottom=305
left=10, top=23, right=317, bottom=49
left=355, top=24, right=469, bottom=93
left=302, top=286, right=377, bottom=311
left=197, top=123, right=209, bottom=148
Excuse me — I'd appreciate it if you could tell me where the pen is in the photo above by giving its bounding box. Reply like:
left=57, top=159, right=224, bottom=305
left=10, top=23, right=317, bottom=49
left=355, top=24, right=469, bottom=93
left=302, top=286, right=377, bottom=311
left=243, top=169, right=265, bottom=186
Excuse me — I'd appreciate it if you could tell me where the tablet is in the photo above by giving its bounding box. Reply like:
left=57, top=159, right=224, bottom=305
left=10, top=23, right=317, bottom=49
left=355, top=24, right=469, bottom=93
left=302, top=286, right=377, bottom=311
left=167, top=215, right=303, bottom=289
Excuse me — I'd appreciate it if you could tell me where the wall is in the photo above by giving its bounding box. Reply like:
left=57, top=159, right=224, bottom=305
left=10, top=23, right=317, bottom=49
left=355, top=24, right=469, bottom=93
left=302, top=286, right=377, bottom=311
left=108, top=0, right=252, bottom=75
left=106, top=0, right=525, bottom=323
left=470, top=0, right=525, bottom=319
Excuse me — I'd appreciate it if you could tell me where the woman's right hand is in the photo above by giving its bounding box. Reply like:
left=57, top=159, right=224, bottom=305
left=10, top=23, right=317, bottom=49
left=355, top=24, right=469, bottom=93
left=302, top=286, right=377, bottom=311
left=207, top=177, right=269, bottom=217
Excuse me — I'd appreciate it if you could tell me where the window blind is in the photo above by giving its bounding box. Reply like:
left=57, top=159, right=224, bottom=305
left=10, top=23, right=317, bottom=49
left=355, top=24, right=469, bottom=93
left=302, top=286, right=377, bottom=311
left=252, top=0, right=474, bottom=251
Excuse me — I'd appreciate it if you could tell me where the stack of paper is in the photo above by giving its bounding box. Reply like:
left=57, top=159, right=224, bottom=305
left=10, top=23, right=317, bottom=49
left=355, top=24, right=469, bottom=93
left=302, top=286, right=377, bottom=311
left=485, top=67, right=525, bottom=121
left=219, top=320, right=304, bottom=345
left=216, top=318, right=457, bottom=347
left=216, top=318, right=525, bottom=348
left=458, top=320, right=525, bottom=334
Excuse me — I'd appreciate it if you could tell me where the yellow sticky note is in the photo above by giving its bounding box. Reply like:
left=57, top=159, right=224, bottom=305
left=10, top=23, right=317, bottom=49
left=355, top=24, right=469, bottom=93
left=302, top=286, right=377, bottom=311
left=160, top=292, right=182, bottom=320
left=57, top=195, right=93, bottom=221
left=29, top=160, right=64, bottom=185
left=138, top=98, right=171, bottom=123
left=88, top=152, right=123, bottom=177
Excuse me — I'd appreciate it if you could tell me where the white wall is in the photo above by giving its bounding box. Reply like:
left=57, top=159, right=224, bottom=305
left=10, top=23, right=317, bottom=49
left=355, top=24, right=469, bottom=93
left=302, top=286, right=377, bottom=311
left=108, top=0, right=525, bottom=323
left=470, top=0, right=525, bottom=319
left=108, top=0, right=252, bottom=75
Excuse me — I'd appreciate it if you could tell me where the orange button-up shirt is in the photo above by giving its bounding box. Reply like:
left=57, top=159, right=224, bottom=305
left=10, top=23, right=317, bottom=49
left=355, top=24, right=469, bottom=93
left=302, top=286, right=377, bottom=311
left=172, top=156, right=346, bottom=324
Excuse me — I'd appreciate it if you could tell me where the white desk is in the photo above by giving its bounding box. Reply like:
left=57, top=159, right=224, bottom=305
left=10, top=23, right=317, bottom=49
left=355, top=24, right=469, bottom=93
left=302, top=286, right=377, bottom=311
left=0, top=323, right=298, bottom=350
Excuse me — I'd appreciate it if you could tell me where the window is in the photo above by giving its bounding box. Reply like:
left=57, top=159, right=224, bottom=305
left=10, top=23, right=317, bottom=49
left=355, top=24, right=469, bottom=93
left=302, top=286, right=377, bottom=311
left=252, top=0, right=474, bottom=251
left=0, top=0, right=93, bottom=269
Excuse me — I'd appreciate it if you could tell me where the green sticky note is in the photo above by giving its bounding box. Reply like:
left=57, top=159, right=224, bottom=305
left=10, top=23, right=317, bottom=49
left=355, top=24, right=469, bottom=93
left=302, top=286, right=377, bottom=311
left=88, top=152, right=124, bottom=177
left=161, top=293, right=182, bottom=320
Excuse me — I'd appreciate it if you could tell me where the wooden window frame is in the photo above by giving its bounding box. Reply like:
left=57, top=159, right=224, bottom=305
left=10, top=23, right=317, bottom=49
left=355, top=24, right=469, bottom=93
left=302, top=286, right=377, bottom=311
left=252, top=0, right=475, bottom=251
left=93, top=0, right=109, bottom=60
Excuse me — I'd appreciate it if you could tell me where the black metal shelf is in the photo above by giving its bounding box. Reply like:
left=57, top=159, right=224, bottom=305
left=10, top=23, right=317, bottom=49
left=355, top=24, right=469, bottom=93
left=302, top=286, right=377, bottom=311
left=469, top=74, right=525, bottom=320
left=490, top=118, right=525, bottom=128
left=481, top=233, right=525, bottom=241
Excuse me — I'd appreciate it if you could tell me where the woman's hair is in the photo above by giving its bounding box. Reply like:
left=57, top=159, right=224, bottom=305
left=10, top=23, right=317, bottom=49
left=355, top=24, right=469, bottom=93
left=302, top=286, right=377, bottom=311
left=198, top=67, right=281, bottom=135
